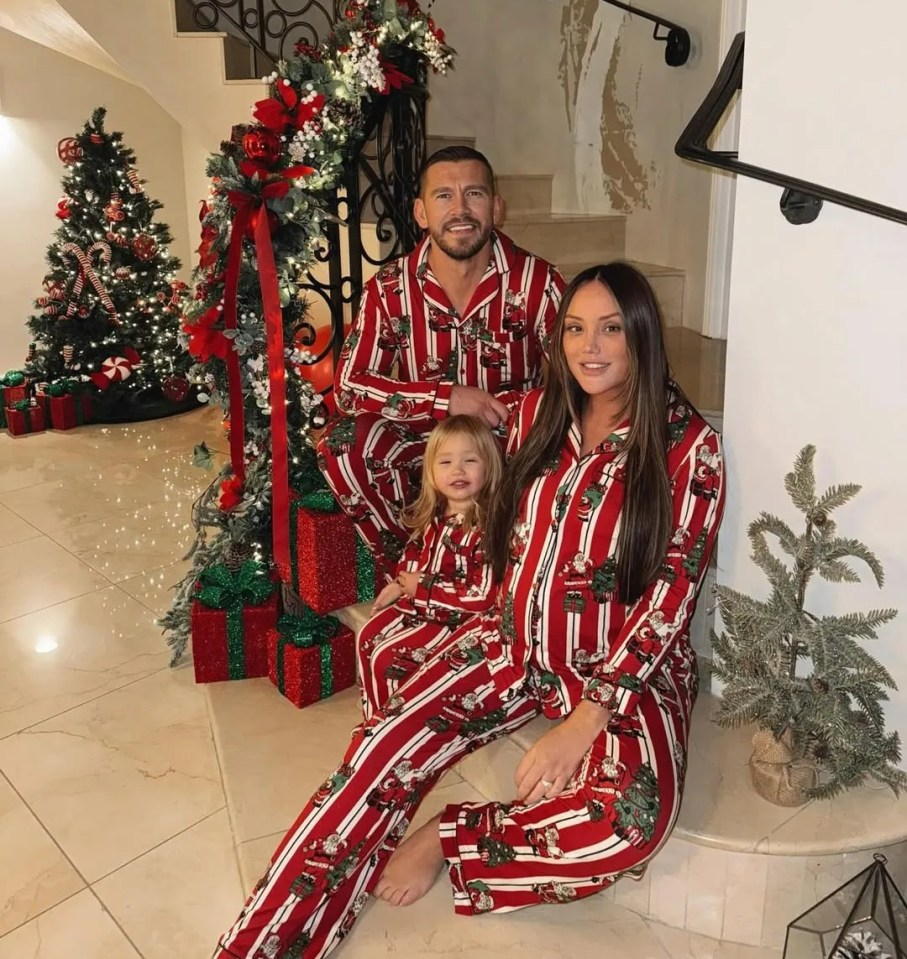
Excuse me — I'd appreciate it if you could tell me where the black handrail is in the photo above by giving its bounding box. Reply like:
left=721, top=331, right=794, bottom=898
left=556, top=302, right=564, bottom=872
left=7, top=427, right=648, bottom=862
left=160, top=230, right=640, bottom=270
left=675, top=32, right=907, bottom=227
left=599, top=0, right=690, bottom=67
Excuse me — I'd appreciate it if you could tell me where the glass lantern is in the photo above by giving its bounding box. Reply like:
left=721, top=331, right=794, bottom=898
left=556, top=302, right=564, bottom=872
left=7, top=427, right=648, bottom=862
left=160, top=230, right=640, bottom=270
left=783, top=854, right=906, bottom=959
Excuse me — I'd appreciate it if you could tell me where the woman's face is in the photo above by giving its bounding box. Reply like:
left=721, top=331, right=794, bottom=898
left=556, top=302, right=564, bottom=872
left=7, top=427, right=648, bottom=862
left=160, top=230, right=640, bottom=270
left=561, top=280, right=630, bottom=402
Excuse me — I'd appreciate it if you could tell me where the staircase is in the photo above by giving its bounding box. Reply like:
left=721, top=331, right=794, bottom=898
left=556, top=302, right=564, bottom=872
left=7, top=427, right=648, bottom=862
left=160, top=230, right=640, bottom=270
left=427, top=135, right=688, bottom=335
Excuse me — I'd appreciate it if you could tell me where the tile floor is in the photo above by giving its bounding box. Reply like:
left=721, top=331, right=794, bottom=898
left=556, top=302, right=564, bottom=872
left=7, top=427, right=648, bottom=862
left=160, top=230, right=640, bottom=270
left=0, top=340, right=777, bottom=959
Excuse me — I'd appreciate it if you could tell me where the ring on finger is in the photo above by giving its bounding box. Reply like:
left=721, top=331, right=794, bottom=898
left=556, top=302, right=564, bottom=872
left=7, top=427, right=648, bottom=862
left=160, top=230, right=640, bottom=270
left=540, top=778, right=554, bottom=790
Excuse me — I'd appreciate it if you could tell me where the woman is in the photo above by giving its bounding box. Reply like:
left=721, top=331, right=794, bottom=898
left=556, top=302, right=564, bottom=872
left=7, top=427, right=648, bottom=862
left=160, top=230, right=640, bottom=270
left=214, top=263, right=724, bottom=958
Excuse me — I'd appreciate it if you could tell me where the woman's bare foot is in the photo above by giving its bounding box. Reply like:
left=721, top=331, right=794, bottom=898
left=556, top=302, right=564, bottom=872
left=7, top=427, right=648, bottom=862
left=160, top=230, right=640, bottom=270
left=374, top=814, right=445, bottom=907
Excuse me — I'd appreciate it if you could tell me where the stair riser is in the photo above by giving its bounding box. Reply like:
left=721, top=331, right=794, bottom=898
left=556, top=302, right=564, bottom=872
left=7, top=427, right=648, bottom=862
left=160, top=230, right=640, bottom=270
left=504, top=219, right=626, bottom=265
left=496, top=176, right=553, bottom=215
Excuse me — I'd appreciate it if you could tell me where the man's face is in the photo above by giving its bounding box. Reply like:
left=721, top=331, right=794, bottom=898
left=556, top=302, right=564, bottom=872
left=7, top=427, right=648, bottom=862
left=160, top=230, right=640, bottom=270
left=414, top=160, right=502, bottom=262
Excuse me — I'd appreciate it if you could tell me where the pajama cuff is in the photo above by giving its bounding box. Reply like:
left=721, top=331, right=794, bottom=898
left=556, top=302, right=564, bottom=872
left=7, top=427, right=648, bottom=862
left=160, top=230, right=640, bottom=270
left=431, top=381, right=453, bottom=420
left=582, top=671, right=645, bottom=720
left=439, top=802, right=485, bottom=917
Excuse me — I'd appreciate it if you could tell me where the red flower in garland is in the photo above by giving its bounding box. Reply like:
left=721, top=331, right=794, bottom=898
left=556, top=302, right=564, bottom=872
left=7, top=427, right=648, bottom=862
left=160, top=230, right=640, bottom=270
left=183, top=305, right=231, bottom=362
left=253, top=81, right=326, bottom=135
left=55, top=196, right=72, bottom=220
left=379, top=59, right=414, bottom=95
left=428, top=17, right=446, bottom=43
left=219, top=475, right=244, bottom=511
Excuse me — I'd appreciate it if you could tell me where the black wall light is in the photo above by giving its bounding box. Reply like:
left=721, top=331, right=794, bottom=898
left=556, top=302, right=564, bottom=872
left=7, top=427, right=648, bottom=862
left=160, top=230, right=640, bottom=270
left=599, top=0, right=691, bottom=68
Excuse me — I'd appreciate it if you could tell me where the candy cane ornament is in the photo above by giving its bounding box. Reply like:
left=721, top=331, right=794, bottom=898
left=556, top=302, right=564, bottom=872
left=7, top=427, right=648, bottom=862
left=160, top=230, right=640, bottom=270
left=60, top=241, right=119, bottom=324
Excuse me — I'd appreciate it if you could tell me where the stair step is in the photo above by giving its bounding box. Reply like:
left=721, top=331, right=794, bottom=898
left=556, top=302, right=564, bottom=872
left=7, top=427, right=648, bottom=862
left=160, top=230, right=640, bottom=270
left=496, top=174, right=553, bottom=215
left=426, top=134, right=478, bottom=157
left=502, top=213, right=626, bottom=265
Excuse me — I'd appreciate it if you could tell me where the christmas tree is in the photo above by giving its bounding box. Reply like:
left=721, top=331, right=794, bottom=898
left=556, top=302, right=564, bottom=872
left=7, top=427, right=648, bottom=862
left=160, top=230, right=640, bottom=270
left=712, top=445, right=906, bottom=800
left=24, top=107, right=192, bottom=422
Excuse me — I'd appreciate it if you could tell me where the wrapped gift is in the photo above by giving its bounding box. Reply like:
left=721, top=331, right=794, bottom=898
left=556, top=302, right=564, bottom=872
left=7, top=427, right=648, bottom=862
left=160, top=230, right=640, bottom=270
left=47, top=380, right=92, bottom=430
left=6, top=399, right=46, bottom=436
left=267, top=610, right=356, bottom=708
left=190, top=560, right=279, bottom=683
left=1, top=370, right=28, bottom=406
left=290, top=489, right=376, bottom=614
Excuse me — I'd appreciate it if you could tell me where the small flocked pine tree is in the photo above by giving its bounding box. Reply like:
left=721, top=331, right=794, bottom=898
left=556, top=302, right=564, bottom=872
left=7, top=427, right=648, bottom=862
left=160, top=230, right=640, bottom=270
left=712, top=445, right=907, bottom=799
left=24, top=107, right=192, bottom=421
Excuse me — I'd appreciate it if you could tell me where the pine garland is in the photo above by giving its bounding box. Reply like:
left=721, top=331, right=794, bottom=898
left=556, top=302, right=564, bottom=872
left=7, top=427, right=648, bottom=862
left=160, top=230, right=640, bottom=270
left=711, top=445, right=906, bottom=799
left=159, top=0, right=455, bottom=664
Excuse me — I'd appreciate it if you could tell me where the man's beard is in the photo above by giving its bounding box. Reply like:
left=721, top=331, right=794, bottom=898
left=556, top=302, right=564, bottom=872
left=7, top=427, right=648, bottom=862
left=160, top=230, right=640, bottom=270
left=430, top=219, right=493, bottom=261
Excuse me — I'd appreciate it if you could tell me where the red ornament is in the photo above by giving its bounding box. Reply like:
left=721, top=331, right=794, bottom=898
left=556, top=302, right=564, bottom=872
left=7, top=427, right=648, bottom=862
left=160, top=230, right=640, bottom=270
left=294, top=323, right=335, bottom=396
left=89, top=133, right=104, bottom=145
left=242, top=128, right=282, bottom=168
left=115, top=266, right=131, bottom=279
left=55, top=197, right=71, bottom=220
left=56, top=138, right=83, bottom=164
left=162, top=375, right=190, bottom=403
left=132, top=233, right=158, bottom=261
left=219, top=476, right=244, bottom=511
left=104, top=193, right=125, bottom=222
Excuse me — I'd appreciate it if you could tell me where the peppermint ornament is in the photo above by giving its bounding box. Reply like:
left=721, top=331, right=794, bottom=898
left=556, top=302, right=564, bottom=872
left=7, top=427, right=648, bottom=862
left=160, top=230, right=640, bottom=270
left=104, top=192, right=125, bottom=222
left=89, top=132, right=104, bottom=144
left=62, top=345, right=75, bottom=367
left=125, top=168, right=144, bottom=194
left=56, top=138, right=82, bottom=163
left=115, top=266, right=131, bottom=279
left=90, top=348, right=142, bottom=391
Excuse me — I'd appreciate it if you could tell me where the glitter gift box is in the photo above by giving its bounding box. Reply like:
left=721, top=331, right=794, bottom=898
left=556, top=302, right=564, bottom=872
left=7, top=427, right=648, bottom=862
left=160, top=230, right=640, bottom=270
left=47, top=381, right=92, bottom=430
left=189, top=561, right=280, bottom=684
left=267, top=611, right=356, bottom=709
left=6, top=400, right=46, bottom=436
left=0, top=370, right=28, bottom=407
left=290, top=490, right=376, bottom=615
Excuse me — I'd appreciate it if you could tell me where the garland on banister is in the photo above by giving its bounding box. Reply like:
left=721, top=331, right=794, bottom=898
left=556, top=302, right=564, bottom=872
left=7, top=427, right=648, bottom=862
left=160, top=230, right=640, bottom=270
left=160, top=0, right=455, bottom=665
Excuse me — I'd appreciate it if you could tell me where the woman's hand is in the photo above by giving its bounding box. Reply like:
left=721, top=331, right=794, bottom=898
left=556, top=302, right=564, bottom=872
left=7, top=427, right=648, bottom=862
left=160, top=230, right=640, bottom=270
left=395, top=570, right=421, bottom=598
left=515, top=701, right=611, bottom=805
left=372, top=581, right=404, bottom=614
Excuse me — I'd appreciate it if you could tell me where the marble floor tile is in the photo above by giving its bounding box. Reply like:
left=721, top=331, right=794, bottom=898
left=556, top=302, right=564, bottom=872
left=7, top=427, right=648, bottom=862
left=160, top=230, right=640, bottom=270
left=0, top=889, right=141, bottom=959
left=0, top=535, right=109, bottom=624
left=1, top=470, right=176, bottom=534
left=0, top=504, right=41, bottom=548
left=207, top=679, right=362, bottom=843
left=0, top=442, right=98, bottom=495
left=94, top=809, right=244, bottom=959
left=48, top=497, right=196, bottom=583
left=0, top=586, right=167, bottom=738
left=0, top=773, right=84, bottom=938
left=117, top=559, right=191, bottom=619
left=0, top=668, right=224, bottom=882
left=646, top=919, right=782, bottom=959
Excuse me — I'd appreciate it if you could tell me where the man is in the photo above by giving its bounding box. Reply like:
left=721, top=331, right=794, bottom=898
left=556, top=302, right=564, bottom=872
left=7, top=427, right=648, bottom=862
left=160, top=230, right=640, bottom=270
left=318, top=146, right=565, bottom=575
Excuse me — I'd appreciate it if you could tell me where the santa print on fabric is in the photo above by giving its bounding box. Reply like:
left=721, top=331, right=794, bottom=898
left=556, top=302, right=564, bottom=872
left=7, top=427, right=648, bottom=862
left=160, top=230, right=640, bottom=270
left=23, top=107, right=189, bottom=422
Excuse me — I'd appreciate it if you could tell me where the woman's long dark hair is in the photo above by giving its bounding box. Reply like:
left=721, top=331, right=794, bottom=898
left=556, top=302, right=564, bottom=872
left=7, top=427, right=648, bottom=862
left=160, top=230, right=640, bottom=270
left=487, top=262, right=673, bottom=604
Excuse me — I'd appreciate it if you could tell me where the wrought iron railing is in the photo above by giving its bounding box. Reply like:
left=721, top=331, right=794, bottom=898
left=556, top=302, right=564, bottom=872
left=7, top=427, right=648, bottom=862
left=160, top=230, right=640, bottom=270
left=177, top=0, right=345, bottom=78
left=177, top=1, right=429, bottom=370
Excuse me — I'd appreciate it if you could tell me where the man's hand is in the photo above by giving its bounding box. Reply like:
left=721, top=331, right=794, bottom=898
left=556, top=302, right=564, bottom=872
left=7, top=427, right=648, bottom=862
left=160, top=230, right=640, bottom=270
left=396, top=570, right=421, bottom=598
left=514, top=701, right=611, bottom=805
left=449, top=385, right=509, bottom=429
left=372, top=581, right=404, bottom=614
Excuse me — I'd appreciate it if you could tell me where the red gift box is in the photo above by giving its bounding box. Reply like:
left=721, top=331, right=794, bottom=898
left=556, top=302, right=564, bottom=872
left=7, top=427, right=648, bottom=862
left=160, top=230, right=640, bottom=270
left=6, top=402, right=46, bottom=436
left=49, top=393, right=92, bottom=430
left=190, top=591, right=279, bottom=683
left=290, top=492, right=377, bottom=614
left=1, top=381, right=28, bottom=406
left=267, top=613, right=356, bottom=709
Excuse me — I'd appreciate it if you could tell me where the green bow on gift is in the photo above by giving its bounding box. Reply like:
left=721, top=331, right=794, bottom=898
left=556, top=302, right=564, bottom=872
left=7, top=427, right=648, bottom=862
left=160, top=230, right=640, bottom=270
left=275, top=610, right=340, bottom=698
left=11, top=400, right=33, bottom=413
left=196, top=560, right=276, bottom=681
left=298, top=488, right=341, bottom=513
left=197, top=560, right=275, bottom=610
left=46, top=379, right=81, bottom=398
left=1, top=370, right=25, bottom=387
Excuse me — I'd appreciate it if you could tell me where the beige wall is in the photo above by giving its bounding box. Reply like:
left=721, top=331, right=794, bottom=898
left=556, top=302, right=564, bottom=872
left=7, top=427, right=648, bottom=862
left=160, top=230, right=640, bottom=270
left=720, top=0, right=907, bottom=753
left=428, top=0, right=723, bottom=333
left=0, top=27, right=191, bottom=373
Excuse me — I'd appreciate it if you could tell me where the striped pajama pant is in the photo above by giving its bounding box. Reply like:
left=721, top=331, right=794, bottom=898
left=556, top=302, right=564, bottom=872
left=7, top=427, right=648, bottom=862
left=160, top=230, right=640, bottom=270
left=317, top=413, right=430, bottom=579
left=214, top=623, right=694, bottom=959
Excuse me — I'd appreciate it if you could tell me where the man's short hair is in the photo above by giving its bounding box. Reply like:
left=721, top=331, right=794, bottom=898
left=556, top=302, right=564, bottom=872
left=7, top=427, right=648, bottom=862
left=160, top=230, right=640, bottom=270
left=418, top=146, right=496, bottom=195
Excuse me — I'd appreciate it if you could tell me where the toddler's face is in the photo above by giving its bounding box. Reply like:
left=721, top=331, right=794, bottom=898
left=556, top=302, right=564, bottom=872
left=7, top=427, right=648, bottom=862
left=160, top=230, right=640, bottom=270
left=433, top=434, right=486, bottom=512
